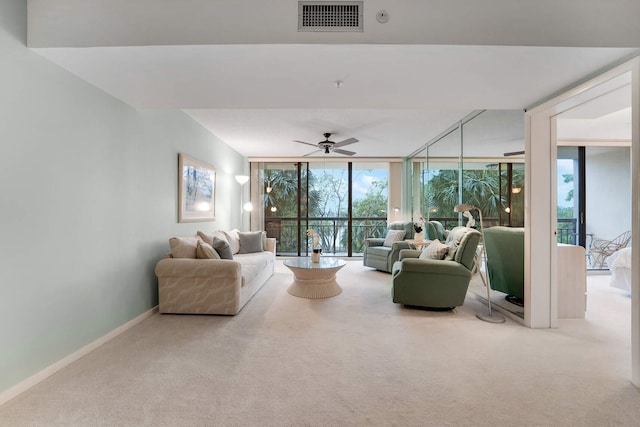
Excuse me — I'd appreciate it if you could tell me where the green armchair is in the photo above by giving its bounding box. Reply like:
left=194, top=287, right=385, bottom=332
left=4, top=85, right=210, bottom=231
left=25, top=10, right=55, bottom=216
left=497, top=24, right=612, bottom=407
left=363, top=221, right=415, bottom=273
left=426, top=220, right=448, bottom=241
left=483, top=226, right=524, bottom=304
left=391, top=226, right=481, bottom=309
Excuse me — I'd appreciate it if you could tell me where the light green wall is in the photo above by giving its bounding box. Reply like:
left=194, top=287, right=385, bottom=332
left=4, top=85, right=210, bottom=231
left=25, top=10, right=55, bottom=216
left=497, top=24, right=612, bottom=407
left=0, top=0, right=246, bottom=393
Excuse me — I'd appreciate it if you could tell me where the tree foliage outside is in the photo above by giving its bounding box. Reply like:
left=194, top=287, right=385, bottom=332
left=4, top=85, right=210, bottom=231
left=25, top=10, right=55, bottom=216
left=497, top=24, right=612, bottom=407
left=262, top=165, right=388, bottom=255
left=423, top=166, right=525, bottom=228
left=557, top=173, right=576, bottom=243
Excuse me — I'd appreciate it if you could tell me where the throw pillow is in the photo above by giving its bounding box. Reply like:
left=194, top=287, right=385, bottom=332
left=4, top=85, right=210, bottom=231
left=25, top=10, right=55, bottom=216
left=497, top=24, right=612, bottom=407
left=238, top=231, right=264, bottom=254
left=223, top=229, right=241, bottom=254
left=383, top=229, right=406, bottom=247
left=444, top=226, right=467, bottom=261
left=169, top=236, right=201, bottom=259
left=197, top=230, right=228, bottom=246
left=419, top=239, right=449, bottom=260
left=196, top=240, right=221, bottom=259
left=212, top=237, right=233, bottom=260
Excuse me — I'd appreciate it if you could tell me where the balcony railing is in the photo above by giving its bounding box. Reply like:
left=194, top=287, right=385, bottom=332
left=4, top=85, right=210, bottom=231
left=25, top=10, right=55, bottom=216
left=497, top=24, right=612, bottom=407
left=265, top=217, right=387, bottom=256
left=557, top=218, right=577, bottom=244
left=266, top=216, right=578, bottom=256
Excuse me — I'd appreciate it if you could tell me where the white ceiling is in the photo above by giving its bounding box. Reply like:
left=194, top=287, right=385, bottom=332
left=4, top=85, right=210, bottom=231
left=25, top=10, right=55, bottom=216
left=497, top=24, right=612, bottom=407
left=33, top=44, right=638, bottom=158
left=27, top=1, right=640, bottom=159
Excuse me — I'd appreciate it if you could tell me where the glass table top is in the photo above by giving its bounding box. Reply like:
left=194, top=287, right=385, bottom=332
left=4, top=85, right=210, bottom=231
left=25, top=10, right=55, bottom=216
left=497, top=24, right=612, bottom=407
left=283, top=257, right=347, bottom=270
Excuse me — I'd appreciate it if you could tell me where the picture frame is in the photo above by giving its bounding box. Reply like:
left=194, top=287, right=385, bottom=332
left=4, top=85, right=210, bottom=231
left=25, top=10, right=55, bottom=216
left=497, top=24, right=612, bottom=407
left=178, top=153, right=216, bottom=222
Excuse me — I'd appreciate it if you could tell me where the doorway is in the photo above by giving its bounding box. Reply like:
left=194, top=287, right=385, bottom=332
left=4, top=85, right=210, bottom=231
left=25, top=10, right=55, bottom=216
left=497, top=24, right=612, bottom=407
left=526, top=58, right=639, bottom=385
left=557, top=146, right=634, bottom=270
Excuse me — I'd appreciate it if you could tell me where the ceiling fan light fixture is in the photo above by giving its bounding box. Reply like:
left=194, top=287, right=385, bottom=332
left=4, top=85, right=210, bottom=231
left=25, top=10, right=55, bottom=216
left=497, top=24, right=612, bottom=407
left=294, top=132, right=358, bottom=156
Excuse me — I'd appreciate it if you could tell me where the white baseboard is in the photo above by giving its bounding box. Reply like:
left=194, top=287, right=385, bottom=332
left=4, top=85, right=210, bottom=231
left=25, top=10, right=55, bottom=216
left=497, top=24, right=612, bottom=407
left=0, top=306, right=158, bottom=407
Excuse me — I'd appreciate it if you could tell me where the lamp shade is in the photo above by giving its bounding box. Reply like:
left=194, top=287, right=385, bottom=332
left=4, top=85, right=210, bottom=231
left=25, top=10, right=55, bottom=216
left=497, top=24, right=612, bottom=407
left=454, top=204, right=476, bottom=213
left=235, top=175, right=249, bottom=185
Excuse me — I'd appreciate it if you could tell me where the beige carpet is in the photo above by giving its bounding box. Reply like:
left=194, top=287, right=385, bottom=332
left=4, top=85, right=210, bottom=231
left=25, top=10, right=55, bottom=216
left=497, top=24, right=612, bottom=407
left=1, top=261, right=639, bottom=426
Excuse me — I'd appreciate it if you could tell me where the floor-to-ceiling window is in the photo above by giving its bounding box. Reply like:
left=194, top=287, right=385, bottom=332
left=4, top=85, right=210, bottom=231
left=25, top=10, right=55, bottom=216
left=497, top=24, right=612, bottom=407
left=261, top=162, right=305, bottom=256
left=253, top=161, right=389, bottom=256
left=351, top=162, right=389, bottom=255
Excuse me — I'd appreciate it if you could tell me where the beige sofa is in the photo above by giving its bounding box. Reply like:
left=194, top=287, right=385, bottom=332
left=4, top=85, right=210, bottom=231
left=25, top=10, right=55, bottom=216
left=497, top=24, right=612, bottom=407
left=155, top=230, right=276, bottom=315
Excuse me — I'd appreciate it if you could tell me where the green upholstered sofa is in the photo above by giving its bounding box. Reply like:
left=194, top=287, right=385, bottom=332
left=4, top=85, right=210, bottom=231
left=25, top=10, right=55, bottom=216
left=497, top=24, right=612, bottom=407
left=483, top=226, right=525, bottom=303
left=391, top=226, right=481, bottom=309
left=363, top=221, right=415, bottom=273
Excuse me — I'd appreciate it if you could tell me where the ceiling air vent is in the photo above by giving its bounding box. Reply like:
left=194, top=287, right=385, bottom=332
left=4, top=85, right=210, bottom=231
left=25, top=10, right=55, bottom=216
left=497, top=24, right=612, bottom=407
left=298, top=1, right=363, bottom=32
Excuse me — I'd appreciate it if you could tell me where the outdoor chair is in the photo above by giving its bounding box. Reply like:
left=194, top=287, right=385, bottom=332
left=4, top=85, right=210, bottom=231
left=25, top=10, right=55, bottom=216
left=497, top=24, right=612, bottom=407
left=590, top=230, right=632, bottom=269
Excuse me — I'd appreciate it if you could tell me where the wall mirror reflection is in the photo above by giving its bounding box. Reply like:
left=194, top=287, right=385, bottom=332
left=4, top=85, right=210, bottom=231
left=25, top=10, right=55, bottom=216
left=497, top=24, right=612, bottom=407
left=408, top=110, right=526, bottom=319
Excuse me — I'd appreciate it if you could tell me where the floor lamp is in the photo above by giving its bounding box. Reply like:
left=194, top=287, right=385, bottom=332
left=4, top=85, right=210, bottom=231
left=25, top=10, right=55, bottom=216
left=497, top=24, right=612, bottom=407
left=454, top=204, right=505, bottom=324
left=235, top=175, right=252, bottom=229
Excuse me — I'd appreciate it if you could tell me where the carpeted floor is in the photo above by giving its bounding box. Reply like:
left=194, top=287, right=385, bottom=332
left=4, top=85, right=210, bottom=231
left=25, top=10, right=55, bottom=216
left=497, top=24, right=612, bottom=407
left=1, top=260, right=639, bottom=426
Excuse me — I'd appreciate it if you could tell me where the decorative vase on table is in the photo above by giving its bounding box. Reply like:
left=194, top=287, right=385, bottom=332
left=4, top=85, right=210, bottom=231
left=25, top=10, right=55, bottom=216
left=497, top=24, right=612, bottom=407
left=307, top=229, right=322, bottom=263
left=311, top=248, right=322, bottom=263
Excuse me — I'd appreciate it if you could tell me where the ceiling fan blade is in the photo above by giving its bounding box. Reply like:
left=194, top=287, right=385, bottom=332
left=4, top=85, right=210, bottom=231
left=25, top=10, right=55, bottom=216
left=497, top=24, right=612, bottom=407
left=293, top=140, right=319, bottom=148
left=333, top=148, right=356, bottom=156
left=302, top=149, right=322, bottom=157
left=334, top=138, right=358, bottom=148
left=504, top=150, right=525, bottom=156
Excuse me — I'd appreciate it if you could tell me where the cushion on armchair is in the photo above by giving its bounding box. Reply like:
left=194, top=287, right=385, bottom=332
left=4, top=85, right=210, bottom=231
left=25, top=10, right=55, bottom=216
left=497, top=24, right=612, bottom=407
left=383, top=230, right=406, bottom=247
left=388, top=221, right=415, bottom=240
left=419, top=240, right=449, bottom=260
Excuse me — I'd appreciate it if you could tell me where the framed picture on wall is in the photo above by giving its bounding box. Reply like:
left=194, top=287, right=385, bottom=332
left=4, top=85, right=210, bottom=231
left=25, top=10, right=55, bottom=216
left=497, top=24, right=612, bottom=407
left=178, top=153, right=216, bottom=222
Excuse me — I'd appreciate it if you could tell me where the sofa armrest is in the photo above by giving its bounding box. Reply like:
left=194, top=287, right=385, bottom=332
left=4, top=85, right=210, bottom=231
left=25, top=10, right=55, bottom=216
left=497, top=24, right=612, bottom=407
left=364, top=238, right=385, bottom=248
left=155, top=258, right=244, bottom=314
left=399, top=249, right=422, bottom=260
left=265, top=237, right=276, bottom=254
left=391, top=241, right=410, bottom=251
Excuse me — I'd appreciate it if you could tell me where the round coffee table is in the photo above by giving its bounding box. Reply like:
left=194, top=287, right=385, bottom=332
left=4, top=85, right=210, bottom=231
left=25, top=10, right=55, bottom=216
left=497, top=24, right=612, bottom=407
left=283, top=257, right=347, bottom=299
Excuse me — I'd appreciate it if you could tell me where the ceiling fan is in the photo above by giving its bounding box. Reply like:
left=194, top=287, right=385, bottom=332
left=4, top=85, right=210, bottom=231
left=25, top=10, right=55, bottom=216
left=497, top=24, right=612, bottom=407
left=293, top=132, right=358, bottom=156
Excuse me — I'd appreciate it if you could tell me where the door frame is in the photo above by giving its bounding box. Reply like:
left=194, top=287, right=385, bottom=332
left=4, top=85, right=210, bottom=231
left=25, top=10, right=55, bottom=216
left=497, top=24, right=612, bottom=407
left=525, top=57, right=640, bottom=385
